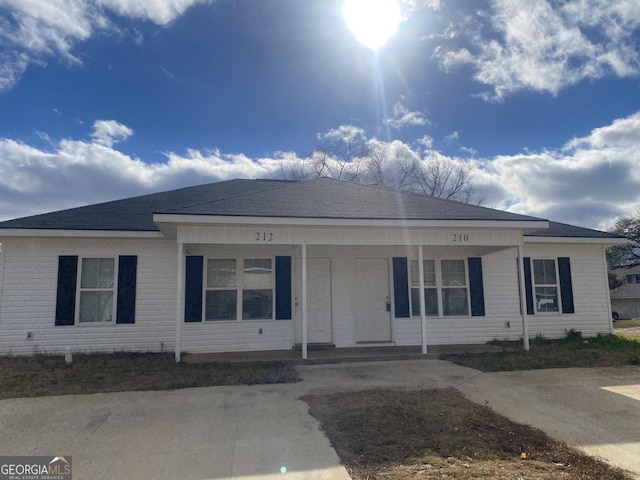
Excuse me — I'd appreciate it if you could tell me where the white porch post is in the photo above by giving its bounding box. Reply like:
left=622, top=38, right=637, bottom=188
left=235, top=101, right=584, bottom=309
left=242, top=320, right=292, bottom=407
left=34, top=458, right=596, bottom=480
left=175, top=242, right=184, bottom=362
left=517, top=245, right=530, bottom=351
left=301, top=243, right=308, bottom=360
left=418, top=245, right=428, bottom=354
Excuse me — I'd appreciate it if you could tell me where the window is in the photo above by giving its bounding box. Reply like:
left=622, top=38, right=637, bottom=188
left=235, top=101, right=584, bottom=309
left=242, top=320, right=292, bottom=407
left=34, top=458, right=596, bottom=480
left=79, top=258, right=115, bottom=323
left=243, top=258, right=273, bottom=319
left=441, top=260, right=469, bottom=316
left=409, top=259, right=469, bottom=317
left=627, top=275, right=634, bottom=284
left=205, top=259, right=237, bottom=320
left=410, top=260, right=438, bottom=316
left=532, top=259, right=559, bottom=313
left=55, top=255, right=137, bottom=326
left=636, top=275, right=640, bottom=284
left=204, top=257, right=273, bottom=321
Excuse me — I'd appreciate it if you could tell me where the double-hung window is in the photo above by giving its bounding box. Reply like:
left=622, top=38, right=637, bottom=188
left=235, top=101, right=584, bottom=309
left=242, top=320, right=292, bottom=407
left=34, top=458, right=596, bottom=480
left=532, top=259, right=559, bottom=313
left=204, top=257, right=273, bottom=321
left=242, top=258, right=273, bottom=320
left=206, top=259, right=237, bottom=320
left=409, top=259, right=470, bottom=317
left=79, top=258, right=115, bottom=323
left=441, top=260, right=469, bottom=316
left=410, top=260, right=438, bottom=316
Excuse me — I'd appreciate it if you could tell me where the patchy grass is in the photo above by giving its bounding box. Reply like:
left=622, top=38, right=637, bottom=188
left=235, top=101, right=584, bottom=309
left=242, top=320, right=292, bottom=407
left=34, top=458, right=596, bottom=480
left=614, top=318, right=640, bottom=328
left=0, top=352, right=300, bottom=400
left=304, top=389, right=633, bottom=480
left=441, top=332, right=640, bottom=372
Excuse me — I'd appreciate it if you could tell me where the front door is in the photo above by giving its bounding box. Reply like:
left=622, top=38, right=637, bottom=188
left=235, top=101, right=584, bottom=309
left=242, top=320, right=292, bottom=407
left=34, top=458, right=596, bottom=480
left=355, top=258, right=392, bottom=343
left=295, top=257, right=332, bottom=344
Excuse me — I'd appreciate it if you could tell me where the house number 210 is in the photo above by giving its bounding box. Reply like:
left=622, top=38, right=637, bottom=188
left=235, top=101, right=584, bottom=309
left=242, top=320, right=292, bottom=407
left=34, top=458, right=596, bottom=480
left=452, top=233, right=469, bottom=242
left=255, top=232, right=273, bottom=242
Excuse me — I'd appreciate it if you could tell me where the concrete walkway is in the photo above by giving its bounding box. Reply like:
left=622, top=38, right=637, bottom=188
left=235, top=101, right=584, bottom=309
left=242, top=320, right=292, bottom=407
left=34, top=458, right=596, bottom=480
left=1, top=360, right=639, bottom=479
left=457, top=365, right=640, bottom=479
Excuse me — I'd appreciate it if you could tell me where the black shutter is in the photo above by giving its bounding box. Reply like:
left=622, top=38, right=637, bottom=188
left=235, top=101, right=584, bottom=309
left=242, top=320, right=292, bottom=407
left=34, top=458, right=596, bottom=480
left=55, top=256, right=78, bottom=326
left=392, top=257, right=410, bottom=318
left=275, top=256, right=292, bottom=320
left=523, top=257, right=534, bottom=315
left=185, top=256, right=203, bottom=323
left=558, top=257, right=575, bottom=314
left=116, top=255, right=137, bottom=324
left=468, top=257, right=485, bottom=316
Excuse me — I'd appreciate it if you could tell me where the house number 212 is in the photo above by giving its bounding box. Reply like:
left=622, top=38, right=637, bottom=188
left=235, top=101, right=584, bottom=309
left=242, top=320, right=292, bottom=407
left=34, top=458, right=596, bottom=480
left=255, top=232, right=273, bottom=242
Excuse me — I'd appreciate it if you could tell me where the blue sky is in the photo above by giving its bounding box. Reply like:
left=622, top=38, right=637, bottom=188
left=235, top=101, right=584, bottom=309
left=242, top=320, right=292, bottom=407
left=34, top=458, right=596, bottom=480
left=1, top=0, right=640, bottom=229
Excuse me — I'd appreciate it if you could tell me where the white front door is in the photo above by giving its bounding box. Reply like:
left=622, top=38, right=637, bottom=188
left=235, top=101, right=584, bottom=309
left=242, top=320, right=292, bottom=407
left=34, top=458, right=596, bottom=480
left=355, top=258, right=392, bottom=343
left=295, top=257, right=332, bottom=344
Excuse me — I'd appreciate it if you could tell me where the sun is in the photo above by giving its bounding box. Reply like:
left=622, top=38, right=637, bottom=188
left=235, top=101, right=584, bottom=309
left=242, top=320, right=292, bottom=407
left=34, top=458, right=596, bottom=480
left=343, top=0, right=402, bottom=51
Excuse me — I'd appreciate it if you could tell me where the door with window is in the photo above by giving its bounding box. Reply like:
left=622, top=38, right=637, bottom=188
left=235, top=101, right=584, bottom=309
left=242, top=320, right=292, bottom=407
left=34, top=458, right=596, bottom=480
left=355, top=258, right=391, bottom=343
left=295, top=257, right=332, bottom=344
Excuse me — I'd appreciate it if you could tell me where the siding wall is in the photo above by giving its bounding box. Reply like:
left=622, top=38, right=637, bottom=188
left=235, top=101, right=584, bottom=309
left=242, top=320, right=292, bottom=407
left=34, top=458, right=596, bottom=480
left=393, top=246, right=524, bottom=346
left=523, top=243, right=612, bottom=338
left=0, top=237, right=177, bottom=355
left=0, top=237, right=613, bottom=356
left=178, top=244, right=296, bottom=353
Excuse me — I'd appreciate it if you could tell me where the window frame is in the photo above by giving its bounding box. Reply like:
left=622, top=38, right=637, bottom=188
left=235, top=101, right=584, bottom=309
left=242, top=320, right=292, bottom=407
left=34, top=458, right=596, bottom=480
left=531, top=258, right=560, bottom=314
left=408, top=257, right=471, bottom=318
left=75, top=256, right=118, bottom=325
left=203, top=256, right=275, bottom=322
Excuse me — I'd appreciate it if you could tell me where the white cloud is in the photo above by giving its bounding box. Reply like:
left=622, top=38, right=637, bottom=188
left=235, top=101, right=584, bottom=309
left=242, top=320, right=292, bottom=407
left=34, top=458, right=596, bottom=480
left=473, top=112, right=640, bottom=229
left=317, top=125, right=366, bottom=143
left=1, top=114, right=640, bottom=230
left=90, top=120, right=134, bottom=147
left=436, top=0, right=640, bottom=100
left=387, top=102, right=428, bottom=129
left=97, top=0, right=209, bottom=25
left=0, top=0, right=209, bottom=92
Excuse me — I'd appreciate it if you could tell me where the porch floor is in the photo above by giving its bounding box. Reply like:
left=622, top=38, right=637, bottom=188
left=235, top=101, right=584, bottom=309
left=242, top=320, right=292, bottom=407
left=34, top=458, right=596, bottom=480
left=182, top=343, right=506, bottom=364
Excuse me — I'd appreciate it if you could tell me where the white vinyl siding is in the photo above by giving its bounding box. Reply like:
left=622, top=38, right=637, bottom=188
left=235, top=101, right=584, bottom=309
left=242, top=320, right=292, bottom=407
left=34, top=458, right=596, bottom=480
left=0, top=237, right=177, bottom=355
left=0, top=234, right=613, bottom=356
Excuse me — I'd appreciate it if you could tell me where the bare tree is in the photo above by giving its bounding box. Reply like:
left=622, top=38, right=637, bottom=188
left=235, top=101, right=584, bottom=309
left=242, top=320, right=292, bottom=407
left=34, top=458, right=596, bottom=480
left=607, top=213, right=640, bottom=267
left=272, top=129, right=483, bottom=204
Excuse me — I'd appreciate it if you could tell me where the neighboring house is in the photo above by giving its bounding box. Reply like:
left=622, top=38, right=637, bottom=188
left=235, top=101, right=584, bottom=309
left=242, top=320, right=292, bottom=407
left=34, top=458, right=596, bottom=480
left=0, top=178, right=625, bottom=360
left=610, top=264, right=640, bottom=320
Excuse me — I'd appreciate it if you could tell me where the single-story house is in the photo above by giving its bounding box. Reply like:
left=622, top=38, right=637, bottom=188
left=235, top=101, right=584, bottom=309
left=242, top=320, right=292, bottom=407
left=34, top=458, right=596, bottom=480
left=0, top=178, right=625, bottom=360
left=610, top=264, right=640, bottom=320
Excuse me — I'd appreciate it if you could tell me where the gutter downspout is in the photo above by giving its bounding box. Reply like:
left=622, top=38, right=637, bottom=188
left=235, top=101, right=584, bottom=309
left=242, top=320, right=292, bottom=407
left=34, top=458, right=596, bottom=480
left=301, top=243, right=308, bottom=360
left=603, top=246, right=615, bottom=334
left=418, top=245, right=428, bottom=354
left=175, top=242, right=184, bottom=362
left=517, top=245, right=530, bottom=351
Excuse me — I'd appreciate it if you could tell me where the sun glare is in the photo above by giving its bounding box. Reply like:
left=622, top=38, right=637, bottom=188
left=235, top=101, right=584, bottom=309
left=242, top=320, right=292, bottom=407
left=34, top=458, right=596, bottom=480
left=343, top=0, right=402, bottom=51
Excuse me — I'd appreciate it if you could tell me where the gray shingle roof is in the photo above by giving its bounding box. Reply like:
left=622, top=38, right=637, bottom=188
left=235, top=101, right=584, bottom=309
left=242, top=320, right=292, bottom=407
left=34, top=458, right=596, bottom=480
left=525, top=221, right=623, bottom=239
left=0, top=177, right=618, bottom=240
left=159, top=177, right=544, bottom=222
left=0, top=179, right=292, bottom=232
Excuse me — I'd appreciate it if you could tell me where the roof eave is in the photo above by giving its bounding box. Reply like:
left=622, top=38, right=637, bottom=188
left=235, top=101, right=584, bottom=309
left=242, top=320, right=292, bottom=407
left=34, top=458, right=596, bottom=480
left=153, top=213, right=549, bottom=235
left=0, top=228, right=164, bottom=239
left=524, top=235, right=627, bottom=245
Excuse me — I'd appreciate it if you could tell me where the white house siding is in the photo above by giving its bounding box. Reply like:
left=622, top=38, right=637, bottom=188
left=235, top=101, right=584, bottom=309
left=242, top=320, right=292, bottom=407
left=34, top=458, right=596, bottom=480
left=178, top=244, right=296, bottom=353
left=523, top=243, right=612, bottom=339
left=394, top=247, right=524, bottom=346
left=299, top=245, right=526, bottom=348
left=0, top=237, right=177, bottom=355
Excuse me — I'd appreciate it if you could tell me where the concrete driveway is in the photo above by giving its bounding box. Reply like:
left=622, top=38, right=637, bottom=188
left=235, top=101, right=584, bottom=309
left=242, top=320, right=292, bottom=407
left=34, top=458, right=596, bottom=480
left=1, top=360, right=639, bottom=479
left=457, top=365, right=640, bottom=478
